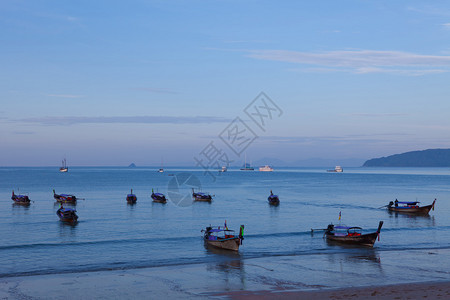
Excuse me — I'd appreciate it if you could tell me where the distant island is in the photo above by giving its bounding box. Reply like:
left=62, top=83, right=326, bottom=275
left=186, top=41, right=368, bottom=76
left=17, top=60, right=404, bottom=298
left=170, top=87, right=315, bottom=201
left=363, top=148, right=450, bottom=167
left=128, top=163, right=136, bottom=168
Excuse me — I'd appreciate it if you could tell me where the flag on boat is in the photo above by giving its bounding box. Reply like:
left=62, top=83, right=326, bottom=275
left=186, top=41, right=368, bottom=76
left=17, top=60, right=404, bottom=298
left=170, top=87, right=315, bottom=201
left=339, top=211, right=341, bottom=220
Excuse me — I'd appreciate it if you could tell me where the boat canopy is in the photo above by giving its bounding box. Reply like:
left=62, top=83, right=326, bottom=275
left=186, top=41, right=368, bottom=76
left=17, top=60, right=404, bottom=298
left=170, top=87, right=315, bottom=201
left=334, top=225, right=362, bottom=230
left=60, top=194, right=74, bottom=197
left=153, top=193, right=164, bottom=196
left=208, top=228, right=235, bottom=233
left=398, top=201, right=419, bottom=205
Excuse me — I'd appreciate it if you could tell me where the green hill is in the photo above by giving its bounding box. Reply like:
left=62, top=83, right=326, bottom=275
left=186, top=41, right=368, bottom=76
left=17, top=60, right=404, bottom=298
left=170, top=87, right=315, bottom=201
left=363, top=148, right=450, bottom=167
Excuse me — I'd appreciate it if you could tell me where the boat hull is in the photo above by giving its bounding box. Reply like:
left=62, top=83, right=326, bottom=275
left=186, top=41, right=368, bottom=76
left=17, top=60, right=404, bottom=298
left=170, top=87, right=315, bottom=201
left=12, top=199, right=30, bottom=205
left=326, top=232, right=379, bottom=247
left=126, top=196, right=137, bottom=204
left=388, top=204, right=433, bottom=215
left=268, top=196, right=279, bottom=205
left=152, top=199, right=166, bottom=203
left=151, top=193, right=166, bottom=203
left=12, top=193, right=30, bottom=205
left=56, top=209, right=78, bottom=223
left=194, top=198, right=212, bottom=202
left=204, top=238, right=241, bottom=251
left=193, top=194, right=212, bottom=202
left=54, top=196, right=77, bottom=203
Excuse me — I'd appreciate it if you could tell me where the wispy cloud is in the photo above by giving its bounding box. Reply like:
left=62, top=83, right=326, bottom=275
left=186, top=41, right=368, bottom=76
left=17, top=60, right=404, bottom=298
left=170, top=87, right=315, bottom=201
left=132, top=88, right=178, bottom=94
left=34, top=12, right=79, bottom=23
left=353, top=67, right=447, bottom=76
left=349, top=113, right=409, bottom=118
left=46, top=94, right=84, bottom=99
left=223, top=40, right=272, bottom=44
left=15, top=116, right=232, bottom=126
left=407, top=6, right=450, bottom=17
left=12, top=131, right=35, bottom=135
left=260, top=133, right=411, bottom=144
left=246, top=49, right=450, bottom=75
left=443, top=23, right=450, bottom=30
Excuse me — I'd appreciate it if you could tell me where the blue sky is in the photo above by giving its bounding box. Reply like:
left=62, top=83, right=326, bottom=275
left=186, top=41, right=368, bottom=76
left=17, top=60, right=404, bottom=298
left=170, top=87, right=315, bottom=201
left=1, top=0, right=450, bottom=166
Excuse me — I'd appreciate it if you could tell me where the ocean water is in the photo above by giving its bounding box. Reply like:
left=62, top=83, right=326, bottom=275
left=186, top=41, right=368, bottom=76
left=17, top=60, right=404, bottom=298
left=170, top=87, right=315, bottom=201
left=1, top=167, right=449, bottom=288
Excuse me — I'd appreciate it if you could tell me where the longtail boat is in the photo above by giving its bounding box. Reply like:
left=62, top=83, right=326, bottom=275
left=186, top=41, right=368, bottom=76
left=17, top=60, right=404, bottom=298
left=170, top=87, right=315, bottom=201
left=53, top=189, right=77, bottom=203
left=387, top=199, right=436, bottom=215
left=126, top=189, right=137, bottom=204
left=11, top=190, right=30, bottom=205
left=268, top=190, right=279, bottom=205
left=202, top=222, right=244, bottom=251
left=192, top=188, right=212, bottom=202
left=325, top=221, right=383, bottom=247
left=151, top=189, right=166, bottom=203
left=56, top=205, right=78, bottom=223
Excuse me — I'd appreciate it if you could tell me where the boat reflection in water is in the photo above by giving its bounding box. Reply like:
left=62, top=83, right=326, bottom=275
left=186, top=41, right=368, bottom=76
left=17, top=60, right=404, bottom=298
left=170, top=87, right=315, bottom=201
left=204, top=246, right=245, bottom=288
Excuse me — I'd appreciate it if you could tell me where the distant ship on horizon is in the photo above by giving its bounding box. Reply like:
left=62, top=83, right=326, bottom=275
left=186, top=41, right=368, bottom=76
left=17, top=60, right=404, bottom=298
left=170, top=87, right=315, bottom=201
left=240, top=154, right=254, bottom=171
left=327, top=166, right=343, bottom=173
left=259, top=165, right=274, bottom=172
left=240, top=163, right=254, bottom=171
left=158, top=157, right=164, bottom=173
left=59, top=158, right=68, bottom=173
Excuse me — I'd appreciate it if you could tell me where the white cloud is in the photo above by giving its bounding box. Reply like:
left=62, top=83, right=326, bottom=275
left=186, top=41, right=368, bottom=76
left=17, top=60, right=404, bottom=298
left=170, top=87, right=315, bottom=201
left=246, top=49, right=450, bottom=75
left=443, top=23, right=450, bottom=29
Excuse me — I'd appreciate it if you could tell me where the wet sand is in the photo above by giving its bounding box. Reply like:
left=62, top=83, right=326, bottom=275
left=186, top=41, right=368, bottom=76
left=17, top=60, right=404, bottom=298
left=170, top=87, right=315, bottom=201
left=223, top=281, right=450, bottom=299
left=1, top=269, right=448, bottom=300
left=1, top=249, right=449, bottom=299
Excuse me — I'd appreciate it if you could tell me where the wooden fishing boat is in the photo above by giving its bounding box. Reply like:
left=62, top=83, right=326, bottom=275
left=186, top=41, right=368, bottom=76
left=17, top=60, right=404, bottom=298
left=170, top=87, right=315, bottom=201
left=325, top=221, right=383, bottom=247
left=192, top=188, right=212, bottom=202
left=11, top=190, right=30, bottom=205
left=387, top=199, right=436, bottom=215
left=126, top=189, right=137, bottom=204
left=268, top=190, right=279, bottom=205
left=59, top=158, right=68, bottom=172
left=53, top=189, right=77, bottom=203
left=151, top=189, right=167, bottom=203
left=202, top=222, right=244, bottom=251
left=56, top=206, right=78, bottom=223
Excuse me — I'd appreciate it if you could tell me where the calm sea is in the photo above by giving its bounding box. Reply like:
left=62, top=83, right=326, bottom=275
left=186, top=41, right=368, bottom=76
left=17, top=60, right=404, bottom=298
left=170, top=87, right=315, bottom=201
left=1, top=167, right=449, bottom=286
